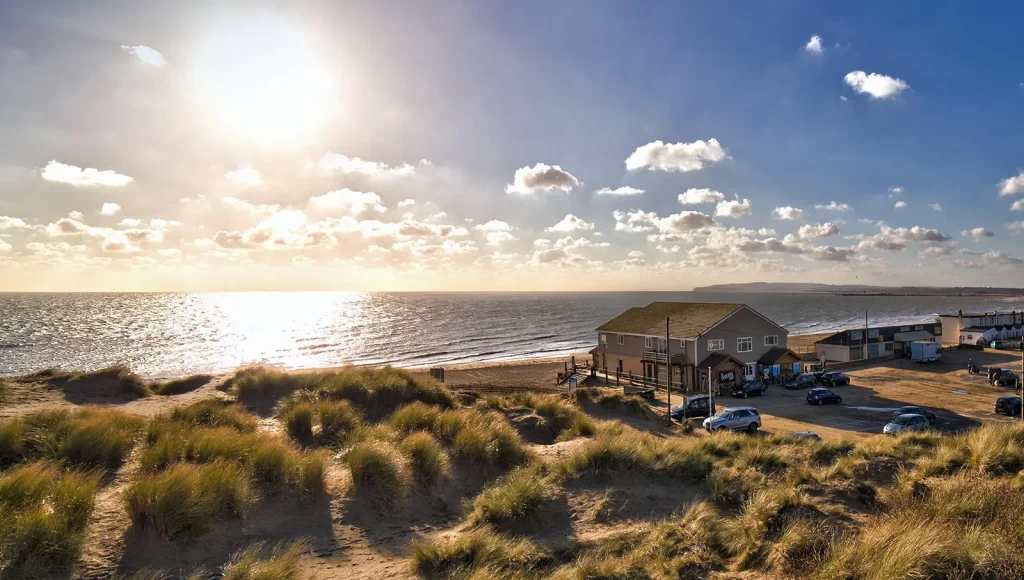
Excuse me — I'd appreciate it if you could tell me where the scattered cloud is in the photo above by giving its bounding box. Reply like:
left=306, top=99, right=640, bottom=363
left=930, top=203, right=943, bottom=211
left=1012, top=200, right=1024, bottom=212
left=815, top=201, right=850, bottom=212
left=595, top=186, right=644, bottom=196
left=225, top=167, right=262, bottom=185
left=1006, top=221, right=1024, bottom=234
left=547, top=213, right=595, bottom=232
left=894, top=201, right=907, bottom=209
left=679, top=188, right=726, bottom=204
left=804, top=35, right=824, bottom=54
left=100, top=203, right=121, bottom=216
left=316, top=153, right=420, bottom=176
left=982, top=250, right=1024, bottom=266
left=771, top=206, right=805, bottom=220
left=397, top=199, right=416, bottom=208
left=889, top=187, right=904, bottom=195
left=715, top=198, right=752, bottom=218
left=121, top=45, right=167, bottom=67
left=999, top=171, right=1024, bottom=196
left=0, top=216, right=29, bottom=230
left=474, top=220, right=516, bottom=245
left=962, top=227, right=994, bottom=242
left=854, top=224, right=951, bottom=252
left=628, top=250, right=645, bottom=258
left=798, top=222, right=840, bottom=240
left=625, top=139, right=726, bottom=172
left=839, top=96, right=848, bottom=102
left=505, top=163, right=579, bottom=194
left=41, top=160, right=133, bottom=187
left=844, top=71, right=910, bottom=99
left=310, top=189, right=387, bottom=214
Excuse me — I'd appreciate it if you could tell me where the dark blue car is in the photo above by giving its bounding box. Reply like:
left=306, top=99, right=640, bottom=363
left=807, top=387, right=842, bottom=405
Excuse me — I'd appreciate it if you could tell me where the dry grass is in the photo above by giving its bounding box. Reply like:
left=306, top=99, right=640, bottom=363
left=221, top=539, right=308, bottom=580
left=346, top=440, right=411, bottom=507
left=167, top=399, right=258, bottom=432
left=151, top=374, right=213, bottom=396
left=2, top=408, right=145, bottom=469
left=0, top=463, right=101, bottom=576
left=399, top=431, right=449, bottom=483
left=482, top=393, right=597, bottom=441
left=570, top=387, right=650, bottom=415
left=410, top=528, right=550, bottom=579
left=467, top=466, right=549, bottom=525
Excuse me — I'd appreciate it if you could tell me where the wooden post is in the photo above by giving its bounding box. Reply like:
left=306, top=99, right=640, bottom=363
left=666, top=317, right=672, bottom=418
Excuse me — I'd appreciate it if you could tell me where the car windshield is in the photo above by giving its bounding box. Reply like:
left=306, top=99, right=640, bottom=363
left=893, top=415, right=917, bottom=425
left=714, top=409, right=731, bottom=418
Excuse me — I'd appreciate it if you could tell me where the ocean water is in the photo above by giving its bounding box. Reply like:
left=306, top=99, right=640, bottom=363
left=2, top=291, right=1024, bottom=378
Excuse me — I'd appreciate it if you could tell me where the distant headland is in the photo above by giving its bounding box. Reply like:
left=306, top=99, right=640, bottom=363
left=691, top=283, right=1024, bottom=297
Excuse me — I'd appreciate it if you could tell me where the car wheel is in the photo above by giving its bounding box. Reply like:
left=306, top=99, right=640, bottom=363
left=817, top=399, right=823, bottom=406
left=747, top=423, right=758, bottom=433
left=742, top=393, right=748, bottom=399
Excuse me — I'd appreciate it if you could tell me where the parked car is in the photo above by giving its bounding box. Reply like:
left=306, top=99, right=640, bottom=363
left=993, top=370, right=1019, bottom=387
left=703, top=407, right=761, bottom=433
left=812, top=371, right=828, bottom=382
left=883, top=413, right=930, bottom=435
left=891, top=406, right=936, bottom=425
left=670, top=395, right=716, bottom=421
left=807, top=387, right=843, bottom=405
left=785, top=373, right=818, bottom=390
left=790, top=431, right=822, bottom=440
left=995, top=396, right=1022, bottom=416
left=731, top=380, right=766, bottom=399
left=991, top=340, right=1004, bottom=349
left=820, top=372, right=850, bottom=387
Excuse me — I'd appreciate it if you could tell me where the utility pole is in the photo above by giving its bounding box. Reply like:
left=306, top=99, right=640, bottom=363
left=864, top=311, right=869, bottom=361
left=1020, top=340, right=1023, bottom=421
left=708, top=366, right=713, bottom=411
left=665, top=317, right=671, bottom=419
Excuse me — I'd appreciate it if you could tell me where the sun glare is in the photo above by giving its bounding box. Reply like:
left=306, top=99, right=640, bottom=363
left=192, top=18, right=336, bottom=143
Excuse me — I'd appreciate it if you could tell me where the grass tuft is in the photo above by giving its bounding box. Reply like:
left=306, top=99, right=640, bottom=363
left=221, top=539, right=308, bottom=580
left=151, top=374, right=213, bottom=396
left=468, top=466, right=548, bottom=525
left=346, top=440, right=411, bottom=507
left=317, top=400, right=362, bottom=443
left=410, top=528, right=550, bottom=578
left=168, top=399, right=258, bottom=433
left=280, top=402, right=315, bottom=444
left=398, top=431, right=449, bottom=483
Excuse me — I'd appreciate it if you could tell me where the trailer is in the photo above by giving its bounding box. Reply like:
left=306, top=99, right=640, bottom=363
left=911, top=340, right=941, bottom=363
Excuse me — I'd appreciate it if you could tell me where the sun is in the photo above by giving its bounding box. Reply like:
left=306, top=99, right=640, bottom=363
left=192, top=18, right=337, bottom=143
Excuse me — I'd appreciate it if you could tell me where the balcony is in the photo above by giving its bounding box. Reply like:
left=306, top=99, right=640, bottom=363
left=642, top=350, right=686, bottom=364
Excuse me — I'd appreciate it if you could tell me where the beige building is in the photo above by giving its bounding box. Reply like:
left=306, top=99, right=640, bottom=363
left=594, top=302, right=798, bottom=392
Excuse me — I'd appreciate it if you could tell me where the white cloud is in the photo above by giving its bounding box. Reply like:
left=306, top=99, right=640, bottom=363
left=547, top=214, right=595, bottom=232
left=397, top=199, right=416, bottom=208
left=843, top=71, right=910, bottom=99
left=854, top=224, right=951, bottom=251
left=804, top=35, right=824, bottom=54
left=221, top=197, right=281, bottom=216
left=930, top=203, right=943, bottom=211
left=889, top=187, right=904, bottom=194
left=771, top=206, right=805, bottom=220
left=628, top=250, right=645, bottom=258
left=310, top=189, right=387, bottom=214
left=100, top=202, right=121, bottom=215
left=613, top=209, right=657, bottom=233
left=595, top=186, right=644, bottom=196
left=757, top=228, right=777, bottom=236
left=1000, top=172, right=1024, bottom=196
left=41, top=160, right=133, bottom=187
left=839, top=96, right=848, bottom=102
left=715, top=198, right=752, bottom=218
left=894, top=201, right=907, bottom=209
left=505, top=163, right=579, bottom=194
left=625, top=139, right=727, bottom=172
left=68, top=211, right=84, bottom=220
left=798, top=222, right=840, bottom=240
left=962, top=227, right=994, bottom=242
left=475, top=220, right=512, bottom=233
left=317, top=153, right=419, bottom=176
left=982, top=250, right=1024, bottom=266
left=679, top=188, right=726, bottom=204
left=225, top=167, right=262, bottom=185
left=0, top=239, right=10, bottom=253
left=0, top=216, right=29, bottom=230
left=121, top=45, right=167, bottom=67
left=815, top=201, right=851, bottom=212
left=1006, top=221, right=1024, bottom=234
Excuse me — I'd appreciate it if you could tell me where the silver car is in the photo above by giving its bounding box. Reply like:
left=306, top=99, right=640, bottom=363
left=883, top=413, right=930, bottom=435
left=703, top=406, right=762, bottom=433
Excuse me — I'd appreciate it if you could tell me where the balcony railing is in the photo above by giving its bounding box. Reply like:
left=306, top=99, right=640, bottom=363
left=642, top=350, right=686, bottom=364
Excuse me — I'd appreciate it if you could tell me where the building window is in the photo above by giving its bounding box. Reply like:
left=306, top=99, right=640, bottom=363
left=737, top=337, right=752, bottom=353
left=708, top=339, right=724, bottom=351
left=935, top=328, right=941, bottom=335
left=764, top=335, right=779, bottom=346
left=600, top=334, right=607, bottom=344
left=744, top=363, right=756, bottom=377
left=967, top=335, right=973, bottom=341
left=644, top=337, right=653, bottom=349
left=914, top=325, right=923, bottom=331
left=900, top=326, right=910, bottom=332
left=679, top=339, right=686, bottom=349
left=885, top=343, right=894, bottom=352
left=616, top=334, right=624, bottom=345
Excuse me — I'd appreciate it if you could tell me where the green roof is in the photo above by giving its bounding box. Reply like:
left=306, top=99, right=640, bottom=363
left=596, top=302, right=742, bottom=338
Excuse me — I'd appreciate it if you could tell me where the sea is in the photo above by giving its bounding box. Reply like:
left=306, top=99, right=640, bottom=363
left=2, top=292, right=1024, bottom=379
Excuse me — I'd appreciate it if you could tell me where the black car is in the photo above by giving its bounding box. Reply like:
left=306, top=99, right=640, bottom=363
left=731, top=380, right=767, bottom=399
left=995, top=396, right=1022, bottom=416
left=807, top=387, right=842, bottom=405
left=820, top=372, right=850, bottom=387
left=785, top=373, right=817, bottom=390
left=670, top=395, right=716, bottom=421
left=993, top=370, right=1019, bottom=387
left=892, top=405, right=936, bottom=425
left=812, top=371, right=827, bottom=382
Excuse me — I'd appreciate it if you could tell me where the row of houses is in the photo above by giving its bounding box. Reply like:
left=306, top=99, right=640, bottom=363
left=592, top=302, right=805, bottom=393
left=592, top=302, right=1024, bottom=393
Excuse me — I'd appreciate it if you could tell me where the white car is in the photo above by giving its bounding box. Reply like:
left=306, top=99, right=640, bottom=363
left=703, top=406, right=761, bottom=433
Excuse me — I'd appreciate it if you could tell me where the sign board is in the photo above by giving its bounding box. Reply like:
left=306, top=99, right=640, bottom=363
left=567, top=377, right=577, bottom=393
left=719, top=370, right=736, bottom=383
left=850, top=330, right=863, bottom=340
left=868, top=329, right=879, bottom=339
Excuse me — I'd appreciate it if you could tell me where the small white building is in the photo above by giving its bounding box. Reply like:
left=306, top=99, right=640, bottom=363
left=959, top=325, right=1021, bottom=347
left=940, top=310, right=1024, bottom=346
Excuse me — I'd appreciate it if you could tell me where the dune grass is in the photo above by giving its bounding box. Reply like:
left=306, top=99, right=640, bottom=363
left=150, top=374, right=213, bottom=396
left=280, top=402, right=315, bottom=444
left=467, top=466, right=549, bottom=525
left=124, top=460, right=253, bottom=541
left=317, top=399, right=362, bottom=443
left=0, top=380, right=8, bottom=401
left=483, top=393, right=597, bottom=441
left=167, top=399, right=258, bottom=432
left=570, top=387, right=650, bottom=415
left=410, top=527, right=551, bottom=579
left=221, top=539, right=308, bottom=580
left=399, top=431, right=449, bottom=483
left=552, top=428, right=714, bottom=483
left=346, top=440, right=411, bottom=507
left=0, top=463, right=101, bottom=576
left=1, top=408, right=145, bottom=469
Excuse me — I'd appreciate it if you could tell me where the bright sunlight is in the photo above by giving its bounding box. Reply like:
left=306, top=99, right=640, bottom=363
left=192, top=17, right=336, bottom=143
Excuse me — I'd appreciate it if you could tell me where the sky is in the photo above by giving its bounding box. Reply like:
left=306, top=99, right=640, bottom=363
left=3, top=0, right=1024, bottom=291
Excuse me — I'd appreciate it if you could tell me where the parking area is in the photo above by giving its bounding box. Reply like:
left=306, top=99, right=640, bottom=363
left=652, top=347, right=1024, bottom=440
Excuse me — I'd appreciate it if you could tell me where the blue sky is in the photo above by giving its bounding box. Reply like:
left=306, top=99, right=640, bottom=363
left=2, top=0, right=1024, bottom=290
